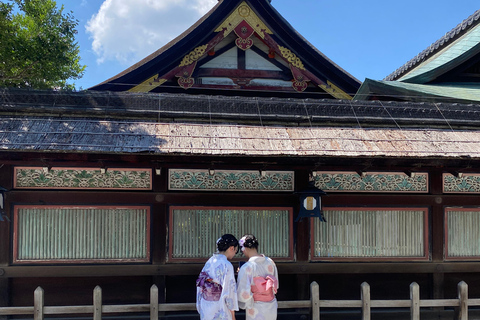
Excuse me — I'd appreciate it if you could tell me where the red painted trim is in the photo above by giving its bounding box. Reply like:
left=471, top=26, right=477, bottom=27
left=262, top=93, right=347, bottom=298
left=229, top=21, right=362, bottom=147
left=310, top=207, right=430, bottom=262
left=13, top=205, right=151, bottom=264
left=168, top=206, right=294, bottom=263
left=13, top=167, right=153, bottom=190
left=445, top=207, right=480, bottom=261
left=157, top=32, right=226, bottom=84
left=196, top=68, right=288, bottom=79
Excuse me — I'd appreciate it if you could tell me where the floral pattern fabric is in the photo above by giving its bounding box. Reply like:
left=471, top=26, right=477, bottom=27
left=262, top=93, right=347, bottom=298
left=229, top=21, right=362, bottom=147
left=196, top=254, right=238, bottom=320
left=237, top=255, right=279, bottom=320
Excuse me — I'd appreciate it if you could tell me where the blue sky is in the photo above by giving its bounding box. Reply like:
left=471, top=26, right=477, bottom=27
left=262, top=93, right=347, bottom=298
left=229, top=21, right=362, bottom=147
left=55, top=0, right=480, bottom=90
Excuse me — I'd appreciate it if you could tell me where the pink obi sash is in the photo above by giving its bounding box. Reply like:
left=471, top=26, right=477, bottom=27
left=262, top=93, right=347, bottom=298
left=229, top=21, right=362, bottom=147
left=251, top=276, right=278, bottom=302
left=196, top=272, right=222, bottom=301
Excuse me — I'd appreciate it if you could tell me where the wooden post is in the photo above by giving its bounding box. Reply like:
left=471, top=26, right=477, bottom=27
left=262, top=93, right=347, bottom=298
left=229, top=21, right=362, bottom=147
left=33, top=287, right=44, bottom=320
left=93, top=286, right=102, bottom=320
left=410, top=282, right=420, bottom=320
left=458, top=281, right=468, bottom=320
left=150, top=285, right=159, bottom=320
left=0, top=278, right=8, bottom=320
left=310, top=281, right=320, bottom=320
left=361, top=282, right=370, bottom=320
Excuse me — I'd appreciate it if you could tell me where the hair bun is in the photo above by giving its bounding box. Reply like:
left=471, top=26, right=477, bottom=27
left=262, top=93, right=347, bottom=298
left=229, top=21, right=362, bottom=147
left=216, top=234, right=239, bottom=252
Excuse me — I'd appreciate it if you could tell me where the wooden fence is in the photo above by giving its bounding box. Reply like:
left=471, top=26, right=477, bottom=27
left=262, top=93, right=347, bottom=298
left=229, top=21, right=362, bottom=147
left=0, top=281, right=479, bottom=320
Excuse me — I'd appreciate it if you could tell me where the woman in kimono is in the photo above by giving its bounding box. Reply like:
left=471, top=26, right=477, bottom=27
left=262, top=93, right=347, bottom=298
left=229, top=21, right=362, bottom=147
left=237, top=234, right=279, bottom=320
left=196, top=234, right=239, bottom=320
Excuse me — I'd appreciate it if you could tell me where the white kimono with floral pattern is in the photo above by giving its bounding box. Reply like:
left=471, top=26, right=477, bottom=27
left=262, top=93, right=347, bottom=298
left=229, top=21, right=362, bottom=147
left=196, top=254, right=238, bottom=320
left=237, top=255, right=279, bottom=320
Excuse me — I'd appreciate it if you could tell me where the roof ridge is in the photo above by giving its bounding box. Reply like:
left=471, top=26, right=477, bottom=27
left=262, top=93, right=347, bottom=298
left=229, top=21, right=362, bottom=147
left=384, top=8, right=480, bottom=81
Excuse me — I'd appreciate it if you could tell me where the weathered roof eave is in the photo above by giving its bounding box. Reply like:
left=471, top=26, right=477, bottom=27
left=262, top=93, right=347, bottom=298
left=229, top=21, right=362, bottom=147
left=1, top=120, right=480, bottom=160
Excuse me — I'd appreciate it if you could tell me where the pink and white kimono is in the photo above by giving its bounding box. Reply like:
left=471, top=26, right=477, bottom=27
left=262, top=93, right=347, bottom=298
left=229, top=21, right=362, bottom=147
left=237, top=255, right=279, bottom=320
left=196, top=254, right=238, bottom=320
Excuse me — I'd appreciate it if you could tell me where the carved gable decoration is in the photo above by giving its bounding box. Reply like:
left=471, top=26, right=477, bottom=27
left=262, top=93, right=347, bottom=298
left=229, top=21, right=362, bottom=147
left=95, top=0, right=360, bottom=99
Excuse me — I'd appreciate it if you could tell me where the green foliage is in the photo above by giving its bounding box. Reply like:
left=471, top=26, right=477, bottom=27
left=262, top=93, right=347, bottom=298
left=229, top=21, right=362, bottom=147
left=0, top=0, right=86, bottom=90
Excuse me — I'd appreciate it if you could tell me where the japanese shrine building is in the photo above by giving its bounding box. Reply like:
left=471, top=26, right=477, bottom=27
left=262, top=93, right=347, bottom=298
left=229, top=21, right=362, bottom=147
left=1, top=1, right=480, bottom=319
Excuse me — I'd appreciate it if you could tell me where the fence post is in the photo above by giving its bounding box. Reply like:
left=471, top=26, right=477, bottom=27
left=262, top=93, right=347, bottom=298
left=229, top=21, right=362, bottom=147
left=410, top=282, right=420, bottom=320
left=310, top=281, right=320, bottom=320
left=458, top=281, right=468, bottom=320
left=93, top=286, right=102, bottom=320
left=150, top=285, right=159, bottom=320
left=33, top=286, right=44, bottom=320
left=361, top=282, right=370, bottom=320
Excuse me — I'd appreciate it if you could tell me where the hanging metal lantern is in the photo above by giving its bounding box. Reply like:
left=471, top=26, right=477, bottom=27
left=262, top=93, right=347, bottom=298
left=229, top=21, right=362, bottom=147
left=295, top=181, right=327, bottom=222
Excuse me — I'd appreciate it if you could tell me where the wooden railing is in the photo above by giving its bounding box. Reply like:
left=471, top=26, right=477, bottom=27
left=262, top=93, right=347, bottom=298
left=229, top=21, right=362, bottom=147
left=1, top=281, right=479, bottom=320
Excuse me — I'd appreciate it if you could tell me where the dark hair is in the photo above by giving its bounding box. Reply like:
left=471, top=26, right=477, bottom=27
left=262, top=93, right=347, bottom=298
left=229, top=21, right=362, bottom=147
left=216, top=234, right=239, bottom=252
left=240, top=234, right=259, bottom=250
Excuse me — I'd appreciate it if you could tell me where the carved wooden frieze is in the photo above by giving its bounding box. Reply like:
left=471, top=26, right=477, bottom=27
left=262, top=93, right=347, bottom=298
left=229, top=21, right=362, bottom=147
left=313, top=171, right=428, bottom=193
left=14, top=167, right=152, bottom=190
left=443, top=173, right=480, bottom=193
left=169, top=169, right=294, bottom=191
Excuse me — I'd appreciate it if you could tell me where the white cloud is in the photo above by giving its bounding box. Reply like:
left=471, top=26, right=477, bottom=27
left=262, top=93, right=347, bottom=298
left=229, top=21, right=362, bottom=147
left=86, top=0, right=217, bottom=65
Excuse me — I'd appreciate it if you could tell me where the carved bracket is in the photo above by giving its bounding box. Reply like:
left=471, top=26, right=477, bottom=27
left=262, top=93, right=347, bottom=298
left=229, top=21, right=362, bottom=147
left=176, top=62, right=197, bottom=89
left=291, top=66, right=310, bottom=92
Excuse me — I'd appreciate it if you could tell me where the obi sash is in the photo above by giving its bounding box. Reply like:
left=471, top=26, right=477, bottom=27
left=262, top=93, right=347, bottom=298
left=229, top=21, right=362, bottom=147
left=251, top=275, right=278, bottom=302
left=196, top=271, right=222, bottom=301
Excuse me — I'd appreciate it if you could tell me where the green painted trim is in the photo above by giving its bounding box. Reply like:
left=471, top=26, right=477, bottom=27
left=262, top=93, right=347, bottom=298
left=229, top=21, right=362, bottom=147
left=444, top=173, right=480, bottom=193
left=14, top=167, right=152, bottom=190
left=314, top=171, right=428, bottom=193
left=168, top=169, right=294, bottom=191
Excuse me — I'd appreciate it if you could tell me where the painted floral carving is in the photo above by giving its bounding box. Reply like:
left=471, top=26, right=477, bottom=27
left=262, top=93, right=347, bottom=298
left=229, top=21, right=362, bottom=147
left=15, top=167, right=152, bottom=190
left=169, top=170, right=294, bottom=191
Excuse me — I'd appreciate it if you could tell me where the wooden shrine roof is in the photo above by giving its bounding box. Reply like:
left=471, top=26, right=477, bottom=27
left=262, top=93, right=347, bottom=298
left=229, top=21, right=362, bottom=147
left=89, top=0, right=360, bottom=99
left=385, top=9, right=480, bottom=81
left=2, top=89, right=480, bottom=160
left=356, top=8, right=480, bottom=103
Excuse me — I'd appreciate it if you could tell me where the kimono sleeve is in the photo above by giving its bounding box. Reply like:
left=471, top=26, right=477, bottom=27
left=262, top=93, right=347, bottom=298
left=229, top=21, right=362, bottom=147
left=237, top=263, right=254, bottom=310
left=271, top=259, right=279, bottom=291
left=222, top=262, right=239, bottom=311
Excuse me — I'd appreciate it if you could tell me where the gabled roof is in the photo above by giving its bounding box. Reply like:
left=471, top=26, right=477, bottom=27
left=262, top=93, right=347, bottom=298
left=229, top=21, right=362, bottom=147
left=89, top=0, right=360, bottom=99
left=356, top=9, right=480, bottom=103
left=385, top=9, right=480, bottom=82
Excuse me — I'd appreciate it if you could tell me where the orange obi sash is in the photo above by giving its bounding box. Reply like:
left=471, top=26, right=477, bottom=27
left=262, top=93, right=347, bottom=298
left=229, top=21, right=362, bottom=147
left=251, top=276, right=278, bottom=302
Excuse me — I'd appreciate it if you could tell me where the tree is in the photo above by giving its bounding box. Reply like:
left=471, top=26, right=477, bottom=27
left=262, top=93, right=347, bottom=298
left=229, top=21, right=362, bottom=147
left=0, top=0, right=85, bottom=90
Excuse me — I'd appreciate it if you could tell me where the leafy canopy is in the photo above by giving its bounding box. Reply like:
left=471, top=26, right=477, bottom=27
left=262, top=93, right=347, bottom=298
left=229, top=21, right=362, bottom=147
left=0, top=0, right=86, bottom=90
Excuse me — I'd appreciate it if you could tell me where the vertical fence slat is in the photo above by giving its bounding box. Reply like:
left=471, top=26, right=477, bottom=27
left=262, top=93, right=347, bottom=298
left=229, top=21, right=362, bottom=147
left=33, top=287, right=44, bottom=320
left=93, top=286, right=102, bottom=320
left=410, top=282, right=420, bottom=320
left=150, top=285, right=158, bottom=320
left=361, top=282, right=370, bottom=320
left=458, top=281, right=468, bottom=320
left=310, top=281, right=320, bottom=320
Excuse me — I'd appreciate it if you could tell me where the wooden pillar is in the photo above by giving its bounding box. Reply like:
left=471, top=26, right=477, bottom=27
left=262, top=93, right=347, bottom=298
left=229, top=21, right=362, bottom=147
left=430, top=169, right=445, bottom=304
left=0, top=166, right=10, bottom=320
left=295, top=170, right=311, bottom=300
left=0, top=278, right=8, bottom=320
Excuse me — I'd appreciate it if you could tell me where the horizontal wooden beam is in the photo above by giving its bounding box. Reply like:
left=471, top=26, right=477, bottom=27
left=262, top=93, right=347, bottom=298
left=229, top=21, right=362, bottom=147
left=2, top=262, right=480, bottom=278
